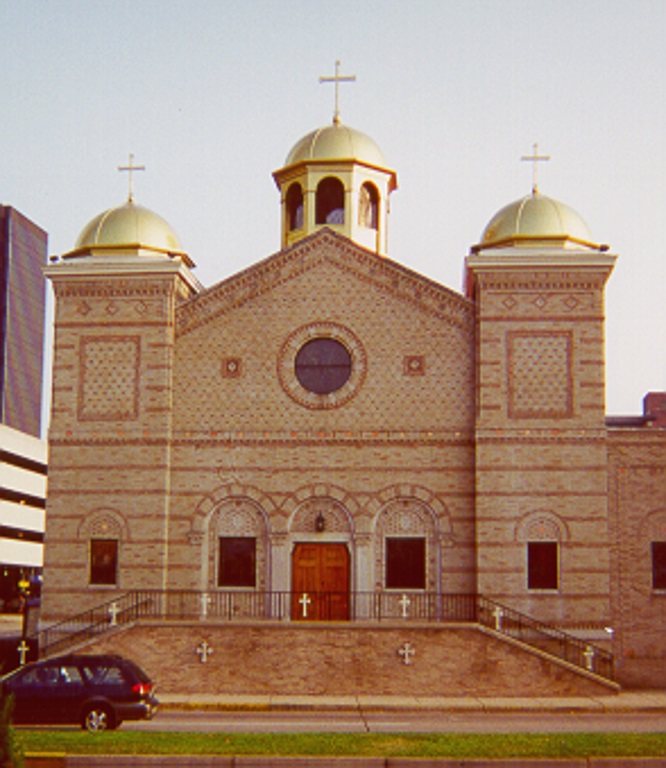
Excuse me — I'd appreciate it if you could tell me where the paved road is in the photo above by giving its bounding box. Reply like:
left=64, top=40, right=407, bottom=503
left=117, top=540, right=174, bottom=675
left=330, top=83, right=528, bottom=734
left=124, top=709, right=666, bottom=734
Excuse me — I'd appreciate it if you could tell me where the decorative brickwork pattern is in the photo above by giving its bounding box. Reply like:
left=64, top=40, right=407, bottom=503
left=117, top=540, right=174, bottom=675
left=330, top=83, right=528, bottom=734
left=291, top=498, right=352, bottom=535
left=77, top=508, right=129, bottom=541
left=79, top=336, right=140, bottom=421
left=508, top=331, right=573, bottom=419
left=515, top=510, right=569, bottom=542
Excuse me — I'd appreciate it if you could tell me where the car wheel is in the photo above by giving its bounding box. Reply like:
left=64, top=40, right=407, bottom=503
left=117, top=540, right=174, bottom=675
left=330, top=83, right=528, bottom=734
left=82, top=705, right=115, bottom=732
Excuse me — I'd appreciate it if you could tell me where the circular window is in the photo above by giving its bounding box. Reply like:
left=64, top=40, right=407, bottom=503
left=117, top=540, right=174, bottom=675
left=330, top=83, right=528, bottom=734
left=295, top=338, right=351, bottom=394
left=278, top=323, right=366, bottom=409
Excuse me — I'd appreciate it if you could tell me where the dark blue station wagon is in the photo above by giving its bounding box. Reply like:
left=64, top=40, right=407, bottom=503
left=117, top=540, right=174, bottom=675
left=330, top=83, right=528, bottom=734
left=1, top=653, right=158, bottom=732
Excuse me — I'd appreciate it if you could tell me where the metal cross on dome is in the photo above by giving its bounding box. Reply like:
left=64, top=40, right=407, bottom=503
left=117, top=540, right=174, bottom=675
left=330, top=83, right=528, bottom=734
left=319, top=60, right=356, bottom=125
left=117, top=153, right=146, bottom=202
left=521, top=142, right=550, bottom=195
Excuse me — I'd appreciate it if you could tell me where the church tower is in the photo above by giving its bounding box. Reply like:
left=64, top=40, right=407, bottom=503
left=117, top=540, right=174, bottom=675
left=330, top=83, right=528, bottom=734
left=42, top=184, right=199, bottom=620
left=272, top=64, right=397, bottom=255
left=465, top=181, right=616, bottom=632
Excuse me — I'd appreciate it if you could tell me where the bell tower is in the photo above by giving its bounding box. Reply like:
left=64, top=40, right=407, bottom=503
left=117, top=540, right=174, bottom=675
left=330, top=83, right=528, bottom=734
left=465, top=185, right=617, bottom=632
left=42, top=191, right=200, bottom=621
left=273, top=63, right=397, bottom=255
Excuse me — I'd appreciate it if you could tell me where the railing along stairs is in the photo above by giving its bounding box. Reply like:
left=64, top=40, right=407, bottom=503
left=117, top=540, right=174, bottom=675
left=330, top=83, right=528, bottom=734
left=32, top=590, right=614, bottom=682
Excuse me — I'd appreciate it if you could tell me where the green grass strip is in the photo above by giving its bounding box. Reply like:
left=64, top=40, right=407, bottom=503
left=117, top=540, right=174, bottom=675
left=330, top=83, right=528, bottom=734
left=17, top=731, right=666, bottom=758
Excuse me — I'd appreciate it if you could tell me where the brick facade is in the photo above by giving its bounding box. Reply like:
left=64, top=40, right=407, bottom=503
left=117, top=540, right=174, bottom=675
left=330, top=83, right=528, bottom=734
left=41, top=223, right=666, bottom=691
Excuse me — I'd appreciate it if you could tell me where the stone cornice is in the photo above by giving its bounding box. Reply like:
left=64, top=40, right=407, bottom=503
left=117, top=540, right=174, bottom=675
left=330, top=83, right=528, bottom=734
left=44, top=254, right=202, bottom=294
left=176, top=229, right=474, bottom=336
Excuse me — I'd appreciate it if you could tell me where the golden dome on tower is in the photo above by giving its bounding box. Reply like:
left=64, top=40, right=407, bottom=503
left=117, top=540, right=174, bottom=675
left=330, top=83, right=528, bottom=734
left=475, top=192, right=599, bottom=251
left=285, top=122, right=389, bottom=171
left=64, top=200, right=192, bottom=263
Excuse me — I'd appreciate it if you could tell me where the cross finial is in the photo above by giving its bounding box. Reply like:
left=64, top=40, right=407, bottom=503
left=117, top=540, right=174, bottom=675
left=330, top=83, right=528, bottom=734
left=319, top=60, right=356, bottom=125
left=117, top=153, right=146, bottom=202
left=521, top=142, right=550, bottom=195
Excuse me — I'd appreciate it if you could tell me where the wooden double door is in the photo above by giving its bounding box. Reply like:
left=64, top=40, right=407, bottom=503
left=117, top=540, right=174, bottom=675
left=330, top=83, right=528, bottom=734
left=291, top=543, right=350, bottom=621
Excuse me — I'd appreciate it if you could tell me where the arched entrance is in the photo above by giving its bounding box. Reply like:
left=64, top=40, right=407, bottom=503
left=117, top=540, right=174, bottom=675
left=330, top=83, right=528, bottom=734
left=291, top=542, right=350, bottom=620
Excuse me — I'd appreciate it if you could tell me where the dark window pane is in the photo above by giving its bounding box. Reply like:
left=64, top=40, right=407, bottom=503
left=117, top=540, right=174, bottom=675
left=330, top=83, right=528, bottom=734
left=652, top=542, right=666, bottom=590
left=316, top=177, right=345, bottom=224
left=386, top=537, right=426, bottom=589
left=90, top=539, right=118, bottom=586
left=286, top=183, right=304, bottom=231
left=527, top=541, right=558, bottom=590
left=219, top=537, right=256, bottom=588
left=295, top=338, right=351, bottom=394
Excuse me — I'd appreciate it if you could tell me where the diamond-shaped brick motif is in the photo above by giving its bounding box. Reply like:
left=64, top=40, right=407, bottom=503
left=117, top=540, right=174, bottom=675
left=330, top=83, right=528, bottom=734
left=79, top=336, right=140, bottom=420
left=533, top=295, right=547, bottom=310
left=502, top=296, right=517, bottom=310
left=564, top=295, right=579, bottom=310
left=508, top=331, right=572, bottom=418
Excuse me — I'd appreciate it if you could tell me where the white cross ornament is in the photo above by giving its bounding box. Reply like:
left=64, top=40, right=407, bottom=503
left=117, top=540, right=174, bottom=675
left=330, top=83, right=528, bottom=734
left=199, top=592, right=212, bottom=619
left=399, top=642, right=415, bottom=665
left=492, top=606, right=504, bottom=631
left=583, top=646, right=595, bottom=671
left=398, top=594, right=411, bottom=618
left=196, top=641, right=213, bottom=664
left=299, top=593, right=311, bottom=619
left=17, top=640, right=29, bottom=666
left=108, top=601, right=120, bottom=626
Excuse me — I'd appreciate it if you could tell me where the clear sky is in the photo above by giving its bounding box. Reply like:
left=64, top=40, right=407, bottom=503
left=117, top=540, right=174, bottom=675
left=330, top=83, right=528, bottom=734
left=1, top=0, right=664, bottom=419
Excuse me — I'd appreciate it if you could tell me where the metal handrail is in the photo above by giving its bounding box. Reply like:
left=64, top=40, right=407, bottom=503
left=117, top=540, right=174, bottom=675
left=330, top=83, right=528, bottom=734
left=34, top=589, right=614, bottom=681
left=477, top=596, right=614, bottom=681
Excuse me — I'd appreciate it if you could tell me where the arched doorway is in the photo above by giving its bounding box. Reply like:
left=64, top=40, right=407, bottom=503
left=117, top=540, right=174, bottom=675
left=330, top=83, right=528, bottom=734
left=288, top=496, right=353, bottom=621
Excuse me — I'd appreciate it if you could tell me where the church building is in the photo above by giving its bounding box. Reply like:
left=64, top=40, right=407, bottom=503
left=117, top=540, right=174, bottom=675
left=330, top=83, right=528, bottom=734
left=40, top=100, right=666, bottom=694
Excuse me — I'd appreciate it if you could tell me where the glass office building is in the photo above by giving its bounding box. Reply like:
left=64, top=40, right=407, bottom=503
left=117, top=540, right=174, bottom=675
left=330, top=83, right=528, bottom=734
left=0, top=206, right=47, bottom=438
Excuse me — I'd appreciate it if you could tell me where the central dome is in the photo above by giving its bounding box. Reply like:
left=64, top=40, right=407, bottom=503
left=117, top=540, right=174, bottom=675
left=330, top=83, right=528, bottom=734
left=285, top=122, right=387, bottom=168
left=66, top=201, right=187, bottom=259
left=478, top=193, right=597, bottom=249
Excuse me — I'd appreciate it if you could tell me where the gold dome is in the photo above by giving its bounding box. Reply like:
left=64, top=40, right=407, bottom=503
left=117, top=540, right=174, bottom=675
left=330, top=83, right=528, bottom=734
left=285, top=122, right=387, bottom=168
left=65, top=201, right=188, bottom=259
left=478, top=193, right=598, bottom=250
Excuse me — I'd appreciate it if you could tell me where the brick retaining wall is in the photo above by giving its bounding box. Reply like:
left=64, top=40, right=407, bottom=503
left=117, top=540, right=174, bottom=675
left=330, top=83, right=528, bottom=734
left=74, top=621, right=613, bottom=697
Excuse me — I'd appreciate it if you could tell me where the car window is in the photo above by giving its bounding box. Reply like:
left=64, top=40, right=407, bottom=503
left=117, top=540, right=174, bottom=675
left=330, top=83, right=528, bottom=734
left=13, top=667, right=42, bottom=686
left=11, top=664, right=82, bottom=686
left=82, top=664, right=126, bottom=685
left=59, top=665, right=84, bottom=684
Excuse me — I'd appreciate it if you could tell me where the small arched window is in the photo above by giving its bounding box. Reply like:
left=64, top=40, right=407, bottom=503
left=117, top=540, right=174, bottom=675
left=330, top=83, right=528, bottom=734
left=286, top=183, right=304, bottom=231
left=359, top=182, right=379, bottom=229
left=316, top=177, right=345, bottom=225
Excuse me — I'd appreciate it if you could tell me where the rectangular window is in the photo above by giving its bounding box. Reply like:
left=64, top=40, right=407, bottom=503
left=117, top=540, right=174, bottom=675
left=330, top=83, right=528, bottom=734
left=385, top=537, right=426, bottom=589
left=218, top=537, right=256, bottom=588
left=89, top=539, right=118, bottom=586
left=527, top=541, right=558, bottom=590
left=651, top=542, right=666, bottom=590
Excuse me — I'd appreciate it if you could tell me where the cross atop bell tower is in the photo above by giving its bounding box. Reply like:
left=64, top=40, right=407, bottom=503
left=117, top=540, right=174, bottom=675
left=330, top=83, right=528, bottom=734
left=319, top=59, right=356, bottom=125
left=521, top=142, right=550, bottom=195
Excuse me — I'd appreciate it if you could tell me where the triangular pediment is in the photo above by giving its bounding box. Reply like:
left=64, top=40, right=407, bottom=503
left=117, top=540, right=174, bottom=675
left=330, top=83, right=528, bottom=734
left=176, top=228, right=473, bottom=336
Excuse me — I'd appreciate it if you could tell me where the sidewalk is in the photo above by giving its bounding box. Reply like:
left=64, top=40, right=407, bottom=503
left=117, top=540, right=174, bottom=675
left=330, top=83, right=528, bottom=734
left=159, top=689, right=666, bottom=713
